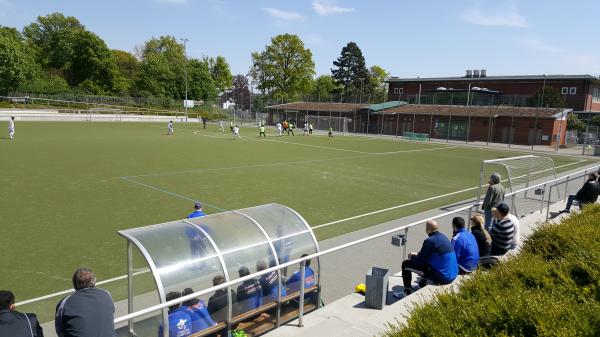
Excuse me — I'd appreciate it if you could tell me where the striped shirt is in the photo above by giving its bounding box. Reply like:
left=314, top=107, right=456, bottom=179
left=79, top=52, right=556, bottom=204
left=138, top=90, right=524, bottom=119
left=490, top=216, right=515, bottom=251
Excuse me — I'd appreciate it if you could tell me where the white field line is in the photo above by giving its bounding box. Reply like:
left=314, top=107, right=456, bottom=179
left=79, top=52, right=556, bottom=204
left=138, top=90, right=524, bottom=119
left=18, top=155, right=588, bottom=307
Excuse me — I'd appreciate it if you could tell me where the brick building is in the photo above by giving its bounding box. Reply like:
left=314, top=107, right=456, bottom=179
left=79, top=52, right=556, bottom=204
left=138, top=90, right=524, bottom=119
left=386, top=72, right=600, bottom=112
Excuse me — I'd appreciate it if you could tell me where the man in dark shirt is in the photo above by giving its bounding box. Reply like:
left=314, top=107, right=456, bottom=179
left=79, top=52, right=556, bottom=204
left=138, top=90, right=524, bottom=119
left=400, top=220, right=458, bottom=297
left=55, top=267, right=116, bottom=337
left=562, top=173, right=600, bottom=213
left=0, top=290, right=44, bottom=337
left=207, top=275, right=236, bottom=324
left=236, top=267, right=263, bottom=313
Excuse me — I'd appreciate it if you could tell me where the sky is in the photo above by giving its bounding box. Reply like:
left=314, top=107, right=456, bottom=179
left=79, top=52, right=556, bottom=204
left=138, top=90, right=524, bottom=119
left=1, top=0, right=599, bottom=78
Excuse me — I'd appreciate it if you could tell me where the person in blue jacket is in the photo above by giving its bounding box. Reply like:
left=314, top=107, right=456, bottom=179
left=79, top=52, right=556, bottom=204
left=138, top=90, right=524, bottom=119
left=180, top=288, right=217, bottom=334
left=236, top=267, right=263, bottom=313
left=158, top=292, right=192, bottom=337
left=286, top=254, right=316, bottom=294
left=400, top=220, right=458, bottom=296
left=451, top=217, right=480, bottom=274
left=257, top=260, right=286, bottom=303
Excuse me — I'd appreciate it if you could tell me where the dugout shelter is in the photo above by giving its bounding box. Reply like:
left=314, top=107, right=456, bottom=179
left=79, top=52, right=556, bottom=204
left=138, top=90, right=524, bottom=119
left=119, top=203, right=320, bottom=337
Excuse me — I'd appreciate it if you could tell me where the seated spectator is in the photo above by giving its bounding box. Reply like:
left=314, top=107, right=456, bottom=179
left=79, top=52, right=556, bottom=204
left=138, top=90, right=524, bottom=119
left=257, top=260, right=286, bottom=302
left=490, top=203, right=515, bottom=256
left=286, top=254, right=316, bottom=294
left=207, top=276, right=236, bottom=323
left=470, top=215, right=492, bottom=257
left=181, top=288, right=216, bottom=333
left=506, top=208, right=521, bottom=250
left=400, top=220, right=458, bottom=296
left=158, top=291, right=192, bottom=337
left=0, top=290, right=44, bottom=337
left=561, top=173, right=600, bottom=213
left=187, top=202, right=206, bottom=219
left=451, top=217, right=479, bottom=274
left=236, top=267, right=263, bottom=313
left=55, top=267, right=115, bottom=337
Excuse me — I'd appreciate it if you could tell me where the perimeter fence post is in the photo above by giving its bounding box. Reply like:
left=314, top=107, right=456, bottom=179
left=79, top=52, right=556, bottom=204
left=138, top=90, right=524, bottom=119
left=298, top=261, right=306, bottom=327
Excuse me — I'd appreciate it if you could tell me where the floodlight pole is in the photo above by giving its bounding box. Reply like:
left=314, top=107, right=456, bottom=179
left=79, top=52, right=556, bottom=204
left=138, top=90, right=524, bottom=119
left=180, top=38, right=189, bottom=122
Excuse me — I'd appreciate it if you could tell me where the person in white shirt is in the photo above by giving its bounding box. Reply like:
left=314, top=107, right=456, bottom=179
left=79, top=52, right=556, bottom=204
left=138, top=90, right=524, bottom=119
left=167, top=121, right=174, bottom=135
left=8, top=117, right=15, bottom=139
left=233, top=125, right=241, bottom=140
left=276, top=123, right=282, bottom=137
left=219, top=121, right=224, bottom=133
left=303, top=123, right=309, bottom=136
left=506, top=212, right=520, bottom=250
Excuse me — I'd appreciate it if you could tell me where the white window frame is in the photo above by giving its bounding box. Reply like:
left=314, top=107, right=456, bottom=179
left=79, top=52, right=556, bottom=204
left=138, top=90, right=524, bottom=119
left=399, top=87, right=404, bottom=95
left=393, top=88, right=399, bottom=94
left=593, top=87, right=600, bottom=103
left=561, top=87, right=568, bottom=95
left=569, top=87, right=577, bottom=95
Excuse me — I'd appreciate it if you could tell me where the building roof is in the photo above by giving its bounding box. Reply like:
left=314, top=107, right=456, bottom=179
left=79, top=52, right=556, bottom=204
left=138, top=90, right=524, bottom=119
left=386, top=74, right=599, bottom=83
left=267, top=102, right=367, bottom=112
left=367, top=101, right=407, bottom=112
left=384, top=104, right=570, bottom=118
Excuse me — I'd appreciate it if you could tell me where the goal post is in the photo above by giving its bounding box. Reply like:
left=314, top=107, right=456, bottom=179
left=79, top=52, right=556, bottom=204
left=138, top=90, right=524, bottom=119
left=477, top=155, right=558, bottom=213
left=306, top=115, right=348, bottom=134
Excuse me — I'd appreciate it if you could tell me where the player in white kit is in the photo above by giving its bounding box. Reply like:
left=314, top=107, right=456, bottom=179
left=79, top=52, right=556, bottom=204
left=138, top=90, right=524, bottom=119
left=219, top=121, right=224, bottom=132
left=167, top=121, right=174, bottom=135
left=276, top=122, right=283, bottom=137
left=233, top=125, right=241, bottom=140
left=8, top=117, right=15, bottom=139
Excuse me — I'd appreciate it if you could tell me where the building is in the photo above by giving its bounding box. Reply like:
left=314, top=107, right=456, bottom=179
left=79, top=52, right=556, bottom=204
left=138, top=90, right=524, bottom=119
left=266, top=101, right=569, bottom=146
left=386, top=71, right=600, bottom=113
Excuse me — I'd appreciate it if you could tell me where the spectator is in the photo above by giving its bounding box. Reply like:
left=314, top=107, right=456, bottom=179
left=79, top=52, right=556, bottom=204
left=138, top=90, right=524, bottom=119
left=158, top=291, right=192, bottom=337
left=257, top=260, right=286, bottom=303
left=482, top=173, right=505, bottom=231
left=207, top=276, right=236, bottom=324
left=400, top=221, right=458, bottom=297
left=181, top=288, right=216, bottom=334
left=55, top=267, right=115, bottom=337
left=187, top=202, right=206, bottom=219
left=470, top=215, right=492, bottom=258
left=451, top=217, right=479, bottom=274
left=561, top=173, right=600, bottom=213
left=506, top=209, right=521, bottom=250
left=236, top=267, right=263, bottom=313
left=0, top=290, right=44, bottom=337
left=490, top=203, right=515, bottom=256
left=286, top=254, right=316, bottom=294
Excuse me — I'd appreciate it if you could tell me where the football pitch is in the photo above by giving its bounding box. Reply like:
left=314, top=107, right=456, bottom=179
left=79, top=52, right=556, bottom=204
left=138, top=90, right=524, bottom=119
left=0, top=121, right=594, bottom=303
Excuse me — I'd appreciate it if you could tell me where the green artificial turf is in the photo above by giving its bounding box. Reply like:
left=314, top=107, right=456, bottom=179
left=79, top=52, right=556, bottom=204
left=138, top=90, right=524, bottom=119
left=0, top=121, right=593, bottom=318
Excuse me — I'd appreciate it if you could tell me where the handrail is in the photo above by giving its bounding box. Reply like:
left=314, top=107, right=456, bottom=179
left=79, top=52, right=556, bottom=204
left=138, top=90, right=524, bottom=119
left=114, top=162, right=600, bottom=325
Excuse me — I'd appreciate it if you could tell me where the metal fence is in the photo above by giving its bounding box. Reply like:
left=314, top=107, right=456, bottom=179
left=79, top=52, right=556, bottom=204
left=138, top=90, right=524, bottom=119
left=14, top=162, right=600, bottom=335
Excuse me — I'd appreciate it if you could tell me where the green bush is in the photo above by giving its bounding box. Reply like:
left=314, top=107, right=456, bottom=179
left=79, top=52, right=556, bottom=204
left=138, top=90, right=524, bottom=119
left=383, top=205, right=600, bottom=337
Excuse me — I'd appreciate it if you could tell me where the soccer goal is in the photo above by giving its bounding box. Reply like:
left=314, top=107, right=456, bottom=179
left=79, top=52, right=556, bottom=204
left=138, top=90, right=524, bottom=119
left=306, top=115, right=348, bottom=133
left=477, top=155, right=558, bottom=214
left=403, top=132, right=429, bottom=141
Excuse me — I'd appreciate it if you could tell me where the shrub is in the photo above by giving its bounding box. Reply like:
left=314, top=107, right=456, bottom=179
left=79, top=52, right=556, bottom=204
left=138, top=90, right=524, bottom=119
left=383, top=205, right=600, bottom=337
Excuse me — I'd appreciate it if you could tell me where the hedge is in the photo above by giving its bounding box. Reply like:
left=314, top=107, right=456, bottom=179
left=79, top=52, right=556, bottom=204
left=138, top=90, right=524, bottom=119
left=383, top=204, right=600, bottom=337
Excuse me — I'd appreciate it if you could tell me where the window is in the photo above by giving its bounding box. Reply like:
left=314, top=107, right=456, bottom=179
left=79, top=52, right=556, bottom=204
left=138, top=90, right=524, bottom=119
left=393, top=88, right=398, bottom=94
left=561, top=87, right=568, bottom=94
left=570, top=87, right=577, bottom=95
left=593, top=87, right=600, bottom=103
left=399, top=88, right=404, bottom=94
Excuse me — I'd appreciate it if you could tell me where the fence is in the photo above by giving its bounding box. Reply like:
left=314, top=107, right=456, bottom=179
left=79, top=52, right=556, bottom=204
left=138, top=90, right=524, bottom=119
left=14, top=162, right=600, bottom=335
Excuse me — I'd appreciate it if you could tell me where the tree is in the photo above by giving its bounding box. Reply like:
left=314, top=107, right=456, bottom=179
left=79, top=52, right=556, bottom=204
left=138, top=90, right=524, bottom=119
left=70, top=30, right=116, bottom=93
left=232, top=74, right=251, bottom=110
left=0, top=35, right=37, bottom=94
left=188, top=58, right=217, bottom=101
left=137, top=35, right=186, bottom=98
left=331, top=42, right=373, bottom=103
left=23, top=12, right=85, bottom=70
left=112, top=50, right=140, bottom=95
left=17, top=75, right=70, bottom=94
left=208, top=56, right=232, bottom=93
left=310, top=75, right=342, bottom=101
left=369, top=65, right=390, bottom=102
left=528, top=87, right=564, bottom=108
left=250, top=34, right=315, bottom=100
left=567, top=113, right=586, bottom=131
left=0, top=26, right=23, bottom=41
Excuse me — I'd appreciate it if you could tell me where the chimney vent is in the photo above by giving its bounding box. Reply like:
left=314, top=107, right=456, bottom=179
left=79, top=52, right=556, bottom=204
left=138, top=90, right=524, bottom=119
left=466, top=70, right=473, bottom=78
left=480, top=69, right=487, bottom=77
left=473, top=69, right=480, bottom=78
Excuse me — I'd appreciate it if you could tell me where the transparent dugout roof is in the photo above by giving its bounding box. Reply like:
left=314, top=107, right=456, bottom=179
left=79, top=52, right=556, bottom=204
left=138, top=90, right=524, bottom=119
left=118, top=203, right=319, bottom=304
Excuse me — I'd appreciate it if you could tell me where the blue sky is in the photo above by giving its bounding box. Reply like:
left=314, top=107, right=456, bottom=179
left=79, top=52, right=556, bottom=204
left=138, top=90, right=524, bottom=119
left=1, top=0, right=599, bottom=78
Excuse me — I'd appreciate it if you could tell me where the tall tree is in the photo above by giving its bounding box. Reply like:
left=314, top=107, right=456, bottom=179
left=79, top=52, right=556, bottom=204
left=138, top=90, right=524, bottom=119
left=250, top=34, right=315, bottom=100
left=208, top=56, right=232, bottom=93
left=0, top=35, right=38, bottom=94
left=188, top=58, right=217, bottom=101
left=111, top=50, right=140, bottom=95
left=311, top=75, right=342, bottom=101
left=137, top=35, right=186, bottom=98
left=369, top=65, right=390, bottom=102
left=23, top=12, right=85, bottom=70
left=232, top=74, right=251, bottom=110
left=70, top=30, right=116, bottom=92
left=331, top=42, right=373, bottom=103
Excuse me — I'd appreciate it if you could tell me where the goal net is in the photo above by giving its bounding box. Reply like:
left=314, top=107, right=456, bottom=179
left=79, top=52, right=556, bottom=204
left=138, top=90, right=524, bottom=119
left=306, top=115, right=348, bottom=133
left=477, top=155, right=558, bottom=215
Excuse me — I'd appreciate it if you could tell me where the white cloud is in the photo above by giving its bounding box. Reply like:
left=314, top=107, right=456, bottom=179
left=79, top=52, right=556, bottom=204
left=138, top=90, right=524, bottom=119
left=262, top=7, right=305, bottom=21
left=312, top=0, right=354, bottom=16
left=461, top=4, right=527, bottom=28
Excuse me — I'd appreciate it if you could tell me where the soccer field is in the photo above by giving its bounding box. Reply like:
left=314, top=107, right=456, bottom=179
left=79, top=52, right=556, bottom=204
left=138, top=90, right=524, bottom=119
left=0, top=121, right=594, bottom=304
